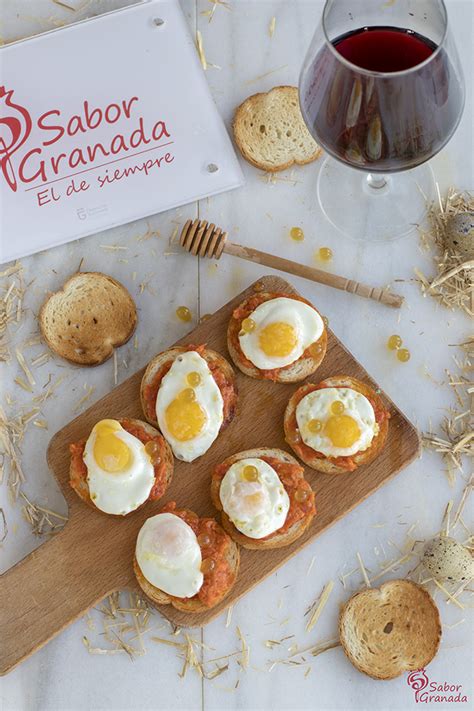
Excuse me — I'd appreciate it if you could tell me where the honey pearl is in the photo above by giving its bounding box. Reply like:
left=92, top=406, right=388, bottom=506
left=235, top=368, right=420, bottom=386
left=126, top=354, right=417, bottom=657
left=295, top=489, right=309, bottom=502
left=318, top=246, right=333, bottom=261
left=181, top=388, right=196, bottom=401
left=187, top=371, right=202, bottom=387
left=308, top=419, right=322, bottom=433
left=290, top=226, right=305, bottom=242
left=397, top=348, right=411, bottom=362
left=387, top=334, right=402, bottom=350
left=331, top=400, right=345, bottom=415
left=309, top=342, right=323, bottom=357
left=241, top=317, right=256, bottom=333
left=176, top=306, right=192, bottom=322
left=242, top=465, right=259, bottom=481
left=197, top=532, right=211, bottom=547
left=144, top=440, right=161, bottom=457
left=200, top=558, right=215, bottom=574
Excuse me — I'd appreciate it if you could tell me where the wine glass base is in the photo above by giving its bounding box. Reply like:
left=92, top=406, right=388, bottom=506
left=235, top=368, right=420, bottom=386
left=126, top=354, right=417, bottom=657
left=317, top=157, right=435, bottom=242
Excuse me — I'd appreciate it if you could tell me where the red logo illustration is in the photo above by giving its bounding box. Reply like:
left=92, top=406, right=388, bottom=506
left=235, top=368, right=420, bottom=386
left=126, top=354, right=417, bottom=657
left=0, top=86, right=32, bottom=192
left=407, top=668, right=469, bottom=704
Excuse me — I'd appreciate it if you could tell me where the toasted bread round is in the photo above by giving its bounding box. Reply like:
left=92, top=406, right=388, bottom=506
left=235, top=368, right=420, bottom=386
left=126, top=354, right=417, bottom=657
left=134, top=507, right=240, bottom=612
left=227, top=292, right=327, bottom=383
left=211, top=448, right=315, bottom=550
left=69, top=418, right=173, bottom=514
left=339, top=579, right=441, bottom=680
left=284, top=376, right=390, bottom=474
left=233, top=86, right=321, bottom=172
left=40, top=272, right=137, bottom=366
left=140, top=345, right=238, bottom=429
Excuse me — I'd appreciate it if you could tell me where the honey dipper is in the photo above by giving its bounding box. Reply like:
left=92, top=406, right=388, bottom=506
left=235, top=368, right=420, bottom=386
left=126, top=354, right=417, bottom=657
left=180, top=219, right=404, bottom=308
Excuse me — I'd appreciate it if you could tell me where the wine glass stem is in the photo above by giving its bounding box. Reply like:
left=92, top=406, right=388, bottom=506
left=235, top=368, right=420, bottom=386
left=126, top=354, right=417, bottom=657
left=366, top=173, right=387, bottom=190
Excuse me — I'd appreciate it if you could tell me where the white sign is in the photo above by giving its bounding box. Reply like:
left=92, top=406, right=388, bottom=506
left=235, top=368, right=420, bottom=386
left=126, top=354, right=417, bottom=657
left=0, top=0, right=244, bottom=263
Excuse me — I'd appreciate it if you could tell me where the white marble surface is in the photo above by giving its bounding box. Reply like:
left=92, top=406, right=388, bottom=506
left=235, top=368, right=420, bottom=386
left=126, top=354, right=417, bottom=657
left=0, top=1, right=473, bottom=709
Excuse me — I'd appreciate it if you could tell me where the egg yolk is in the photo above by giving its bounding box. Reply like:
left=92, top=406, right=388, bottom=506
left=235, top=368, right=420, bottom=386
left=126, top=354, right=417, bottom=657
left=324, top=415, right=361, bottom=448
left=93, top=420, right=130, bottom=473
left=244, top=491, right=265, bottom=512
left=259, top=321, right=298, bottom=357
left=165, top=388, right=207, bottom=441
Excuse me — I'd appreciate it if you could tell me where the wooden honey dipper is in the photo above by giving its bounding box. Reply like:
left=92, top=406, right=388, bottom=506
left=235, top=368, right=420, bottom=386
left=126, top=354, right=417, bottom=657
left=180, top=219, right=404, bottom=308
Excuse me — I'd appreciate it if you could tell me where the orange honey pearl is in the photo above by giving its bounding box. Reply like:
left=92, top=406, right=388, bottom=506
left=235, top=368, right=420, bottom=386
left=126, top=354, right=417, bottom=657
left=308, top=419, right=323, bottom=433
left=181, top=388, right=196, bottom=402
left=397, top=348, right=411, bottom=362
left=197, top=532, right=212, bottom=547
left=242, top=465, right=259, bottom=481
left=176, top=306, right=192, bottom=322
left=201, top=558, right=216, bottom=574
left=387, top=334, right=402, bottom=350
left=295, top=489, right=309, bottom=503
left=290, top=227, right=305, bottom=242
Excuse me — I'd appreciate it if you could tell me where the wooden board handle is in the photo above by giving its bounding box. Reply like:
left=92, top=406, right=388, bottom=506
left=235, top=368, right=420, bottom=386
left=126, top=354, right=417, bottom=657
left=0, top=521, right=131, bottom=675
left=224, top=243, right=404, bottom=308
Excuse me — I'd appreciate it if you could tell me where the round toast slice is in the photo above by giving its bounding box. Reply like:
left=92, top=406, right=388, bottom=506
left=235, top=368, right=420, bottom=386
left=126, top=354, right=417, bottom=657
left=134, top=507, right=240, bottom=612
left=69, top=418, right=173, bottom=514
left=211, top=448, right=315, bottom=550
left=227, top=292, right=327, bottom=383
left=40, top=271, right=137, bottom=366
left=140, top=345, right=238, bottom=429
left=233, top=86, right=322, bottom=172
left=339, top=579, right=441, bottom=680
left=284, top=376, right=390, bottom=474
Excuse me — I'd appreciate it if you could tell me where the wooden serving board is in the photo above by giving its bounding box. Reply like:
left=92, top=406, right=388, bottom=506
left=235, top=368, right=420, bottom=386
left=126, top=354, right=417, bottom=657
left=0, top=276, right=420, bottom=675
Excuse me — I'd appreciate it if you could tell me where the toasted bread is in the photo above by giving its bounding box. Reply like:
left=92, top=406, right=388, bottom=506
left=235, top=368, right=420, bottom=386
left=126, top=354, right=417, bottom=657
left=211, top=448, right=315, bottom=550
left=227, top=292, right=327, bottom=383
left=233, top=86, right=321, bottom=172
left=284, top=376, right=390, bottom=474
left=134, top=508, right=240, bottom=612
left=69, top=418, right=173, bottom=514
left=40, top=272, right=137, bottom=366
left=140, top=345, right=238, bottom=428
left=339, top=579, right=441, bottom=680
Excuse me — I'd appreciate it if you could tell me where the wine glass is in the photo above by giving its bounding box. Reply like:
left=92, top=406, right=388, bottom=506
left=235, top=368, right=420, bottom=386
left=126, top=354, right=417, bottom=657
left=299, top=0, right=465, bottom=241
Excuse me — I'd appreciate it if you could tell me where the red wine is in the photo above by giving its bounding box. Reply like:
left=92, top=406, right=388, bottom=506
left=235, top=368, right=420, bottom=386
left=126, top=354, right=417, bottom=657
left=300, top=25, right=464, bottom=172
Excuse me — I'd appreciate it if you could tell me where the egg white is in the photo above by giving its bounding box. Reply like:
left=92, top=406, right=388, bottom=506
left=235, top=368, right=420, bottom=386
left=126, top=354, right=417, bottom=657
left=156, top=351, right=224, bottom=462
left=219, top=458, right=290, bottom=539
left=136, top=513, right=203, bottom=598
left=83, top=421, right=155, bottom=515
left=296, top=387, right=377, bottom=458
left=239, top=297, right=324, bottom=370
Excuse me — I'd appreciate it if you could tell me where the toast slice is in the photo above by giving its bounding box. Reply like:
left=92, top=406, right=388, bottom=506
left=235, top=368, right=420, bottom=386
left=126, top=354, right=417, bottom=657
left=69, top=418, right=173, bottom=514
left=233, top=86, right=321, bottom=172
left=227, top=292, right=327, bottom=383
left=40, top=272, right=137, bottom=366
left=284, top=375, right=390, bottom=474
left=211, top=448, right=315, bottom=550
left=134, top=506, right=240, bottom=612
left=339, top=579, right=441, bottom=680
left=140, top=345, right=238, bottom=429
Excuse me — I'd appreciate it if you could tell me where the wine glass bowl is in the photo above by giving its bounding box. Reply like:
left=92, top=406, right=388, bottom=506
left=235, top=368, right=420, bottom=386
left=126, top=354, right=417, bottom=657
left=299, top=0, right=465, bottom=241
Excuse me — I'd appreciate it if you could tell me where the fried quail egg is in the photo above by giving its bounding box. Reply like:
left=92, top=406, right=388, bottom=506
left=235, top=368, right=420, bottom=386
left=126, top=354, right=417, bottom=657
left=135, top=513, right=203, bottom=597
left=238, top=297, right=324, bottom=370
left=296, top=387, right=377, bottom=458
left=83, top=419, right=155, bottom=515
left=219, top=458, right=290, bottom=539
left=156, top=351, right=224, bottom=462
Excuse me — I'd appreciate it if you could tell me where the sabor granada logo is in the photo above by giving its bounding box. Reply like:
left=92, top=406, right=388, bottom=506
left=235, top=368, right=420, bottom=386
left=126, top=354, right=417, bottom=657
left=0, top=86, right=174, bottom=206
left=407, top=669, right=469, bottom=704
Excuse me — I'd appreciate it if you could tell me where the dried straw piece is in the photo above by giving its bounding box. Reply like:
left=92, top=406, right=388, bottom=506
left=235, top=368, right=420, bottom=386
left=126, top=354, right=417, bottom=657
left=0, top=508, right=7, bottom=542
left=269, top=16, right=276, bottom=37
left=196, top=31, right=207, bottom=70
left=305, top=581, right=334, bottom=633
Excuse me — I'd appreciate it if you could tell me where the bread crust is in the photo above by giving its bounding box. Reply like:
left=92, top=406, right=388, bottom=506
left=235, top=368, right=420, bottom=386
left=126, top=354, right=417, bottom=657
left=227, top=292, right=327, bottom=383
left=233, top=86, right=321, bottom=172
left=211, top=448, right=315, bottom=550
left=39, top=271, right=137, bottom=366
left=69, top=418, right=173, bottom=515
left=133, top=508, right=240, bottom=612
left=284, top=376, right=389, bottom=474
left=140, top=345, right=238, bottom=429
left=339, top=579, right=442, bottom=680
